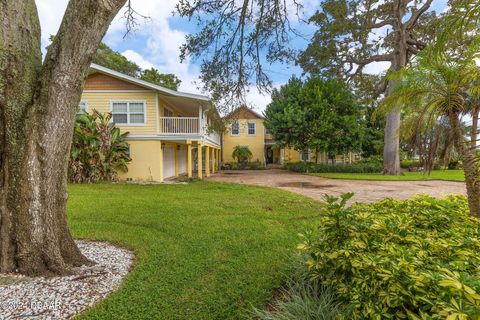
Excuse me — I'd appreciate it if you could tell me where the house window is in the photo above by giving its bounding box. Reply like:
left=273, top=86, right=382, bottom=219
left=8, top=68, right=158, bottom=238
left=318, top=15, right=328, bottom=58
left=231, top=121, right=239, bottom=135
left=247, top=122, right=256, bottom=135
left=301, top=149, right=310, bottom=161
left=111, top=101, right=146, bottom=125
left=77, top=101, right=87, bottom=116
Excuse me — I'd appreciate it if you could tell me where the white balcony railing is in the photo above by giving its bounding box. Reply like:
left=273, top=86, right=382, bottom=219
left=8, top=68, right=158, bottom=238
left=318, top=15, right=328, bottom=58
left=159, top=117, right=199, bottom=134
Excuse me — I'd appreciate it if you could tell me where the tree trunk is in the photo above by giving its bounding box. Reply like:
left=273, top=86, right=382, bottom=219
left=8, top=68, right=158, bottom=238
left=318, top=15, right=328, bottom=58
left=449, top=111, right=480, bottom=217
left=0, top=0, right=126, bottom=276
left=382, top=1, right=410, bottom=175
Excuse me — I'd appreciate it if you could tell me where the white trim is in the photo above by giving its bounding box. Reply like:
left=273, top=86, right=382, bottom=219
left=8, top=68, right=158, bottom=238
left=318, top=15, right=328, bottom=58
left=155, top=94, right=160, bottom=135
left=109, top=100, right=147, bottom=126
left=90, top=63, right=211, bottom=102
left=83, top=90, right=152, bottom=93
left=247, top=122, right=256, bottom=136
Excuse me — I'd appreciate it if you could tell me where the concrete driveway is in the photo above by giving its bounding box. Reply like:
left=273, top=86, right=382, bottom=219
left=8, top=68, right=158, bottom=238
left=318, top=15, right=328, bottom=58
left=207, top=169, right=466, bottom=203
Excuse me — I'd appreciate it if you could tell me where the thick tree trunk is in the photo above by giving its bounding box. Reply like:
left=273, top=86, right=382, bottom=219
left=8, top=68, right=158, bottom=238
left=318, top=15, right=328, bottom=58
left=0, top=0, right=126, bottom=276
left=382, top=0, right=411, bottom=175
left=449, top=111, right=480, bottom=217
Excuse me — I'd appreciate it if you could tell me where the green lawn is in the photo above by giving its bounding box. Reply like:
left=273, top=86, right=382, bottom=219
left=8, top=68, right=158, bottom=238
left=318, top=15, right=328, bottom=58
left=69, top=181, right=323, bottom=319
left=309, top=169, right=465, bottom=181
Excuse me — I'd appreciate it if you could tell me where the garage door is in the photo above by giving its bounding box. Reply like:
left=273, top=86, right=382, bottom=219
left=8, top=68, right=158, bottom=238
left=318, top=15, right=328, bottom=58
left=163, top=146, right=175, bottom=179
left=178, top=146, right=187, bottom=175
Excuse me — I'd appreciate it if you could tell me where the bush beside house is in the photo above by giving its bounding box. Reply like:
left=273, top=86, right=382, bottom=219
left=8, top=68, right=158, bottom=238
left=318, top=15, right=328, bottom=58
left=69, top=110, right=131, bottom=183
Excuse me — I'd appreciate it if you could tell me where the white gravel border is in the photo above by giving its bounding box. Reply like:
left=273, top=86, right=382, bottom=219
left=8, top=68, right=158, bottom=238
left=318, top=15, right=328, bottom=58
left=0, top=240, right=134, bottom=320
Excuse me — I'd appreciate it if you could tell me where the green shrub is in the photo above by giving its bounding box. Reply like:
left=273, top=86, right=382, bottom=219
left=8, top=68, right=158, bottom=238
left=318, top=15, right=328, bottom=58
left=284, top=162, right=381, bottom=174
left=224, top=161, right=264, bottom=170
left=69, top=110, right=131, bottom=183
left=299, top=194, right=480, bottom=319
left=400, top=159, right=422, bottom=169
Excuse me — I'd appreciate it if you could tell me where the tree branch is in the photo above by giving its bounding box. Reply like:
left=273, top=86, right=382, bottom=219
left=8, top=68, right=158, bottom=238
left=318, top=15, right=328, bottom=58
left=405, top=0, right=433, bottom=29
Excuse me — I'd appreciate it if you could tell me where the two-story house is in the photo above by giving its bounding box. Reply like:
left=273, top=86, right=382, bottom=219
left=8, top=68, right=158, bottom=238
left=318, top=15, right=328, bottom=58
left=222, top=106, right=360, bottom=165
left=80, top=64, right=222, bottom=182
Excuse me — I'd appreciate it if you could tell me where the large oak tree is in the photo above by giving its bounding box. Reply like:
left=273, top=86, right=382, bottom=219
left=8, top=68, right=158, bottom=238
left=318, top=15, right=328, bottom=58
left=177, top=0, right=440, bottom=175
left=0, top=0, right=127, bottom=275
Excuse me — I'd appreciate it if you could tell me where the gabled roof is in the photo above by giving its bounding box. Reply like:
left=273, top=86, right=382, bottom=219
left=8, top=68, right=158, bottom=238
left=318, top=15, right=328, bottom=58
left=89, top=63, right=211, bottom=103
left=225, top=105, right=265, bottom=120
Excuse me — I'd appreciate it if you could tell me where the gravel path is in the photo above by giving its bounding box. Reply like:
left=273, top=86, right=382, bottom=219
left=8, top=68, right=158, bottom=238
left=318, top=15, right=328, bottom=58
left=0, top=241, right=133, bottom=320
left=208, top=169, right=466, bottom=203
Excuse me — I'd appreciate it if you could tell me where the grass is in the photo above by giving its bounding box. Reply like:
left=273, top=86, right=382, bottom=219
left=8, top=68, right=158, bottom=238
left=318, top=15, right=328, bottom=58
left=69, top=181, right=323, bottom=319
left=309, top=169, right=465, bottom=182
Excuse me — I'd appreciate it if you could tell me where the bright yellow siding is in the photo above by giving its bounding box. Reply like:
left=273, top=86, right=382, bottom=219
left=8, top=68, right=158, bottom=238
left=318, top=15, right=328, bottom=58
left=80, top=91, right=158, bottom=135
left=223, top=119, right=265, bottom=163
left=118, top=140, right=162, bottom=181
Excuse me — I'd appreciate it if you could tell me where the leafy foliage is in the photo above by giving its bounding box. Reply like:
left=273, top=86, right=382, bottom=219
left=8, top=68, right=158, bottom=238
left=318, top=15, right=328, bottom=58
left=93, top=42, right=141, bottom=77
left=223, top=161, right=264, bottom=170
left=69, top=110, right=131, bottom=183
left=284, top=162, right=381, bottom=174
left=92, top=42, right=182, bottom=90
left=299, top=194, right=480, bottom=319
left=140, top=68, right=181, bottom=90
left=265, top=77, right=365, bottom=159
left=232, top=145, right=253, bottom=164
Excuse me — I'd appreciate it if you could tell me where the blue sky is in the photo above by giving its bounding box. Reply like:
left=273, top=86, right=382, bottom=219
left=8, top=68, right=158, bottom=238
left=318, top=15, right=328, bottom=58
left=36, top=0, right=448, bottom=112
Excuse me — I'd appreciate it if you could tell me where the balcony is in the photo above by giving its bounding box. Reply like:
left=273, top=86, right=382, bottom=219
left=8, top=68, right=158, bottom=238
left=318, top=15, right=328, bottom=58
left=159, top=117, right=200, bottom=135
left=158, top=117, right=221, bottom=146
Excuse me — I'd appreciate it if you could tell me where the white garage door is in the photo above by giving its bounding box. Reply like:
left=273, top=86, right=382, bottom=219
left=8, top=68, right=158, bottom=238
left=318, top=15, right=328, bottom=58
left=178, top=146, right=187, bottom=175
left=163, top=146, right=175, bottom=179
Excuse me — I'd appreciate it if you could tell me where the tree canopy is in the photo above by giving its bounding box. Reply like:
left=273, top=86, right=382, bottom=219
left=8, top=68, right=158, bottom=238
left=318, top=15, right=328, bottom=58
left=140, top=68, right=182, bottom=90
left=92, top=42, right=182, bottom=90
left=265, top=77, right=365, bottom=160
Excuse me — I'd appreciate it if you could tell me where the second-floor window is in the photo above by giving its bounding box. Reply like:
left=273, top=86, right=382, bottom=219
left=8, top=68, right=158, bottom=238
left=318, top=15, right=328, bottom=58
left=111, top=101, right=146, bottom=125
left=247, top=122, right=256, bottom=135
left=231, top=121, right=239, bottom=135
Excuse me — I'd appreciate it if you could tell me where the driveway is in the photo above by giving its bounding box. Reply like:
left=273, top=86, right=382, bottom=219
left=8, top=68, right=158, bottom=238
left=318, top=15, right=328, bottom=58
left=207, top=169, right=466, bottom=203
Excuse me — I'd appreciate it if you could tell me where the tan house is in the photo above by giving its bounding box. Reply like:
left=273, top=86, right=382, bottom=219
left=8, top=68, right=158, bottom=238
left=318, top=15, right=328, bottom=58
left=80, top=64, right=222, bottom=182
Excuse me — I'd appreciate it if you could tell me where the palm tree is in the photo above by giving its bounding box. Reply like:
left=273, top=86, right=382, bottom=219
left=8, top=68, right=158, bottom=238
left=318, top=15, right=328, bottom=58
left=383, top=43, right=480, bottom=216
left=232, top=145, right=253, bottom=165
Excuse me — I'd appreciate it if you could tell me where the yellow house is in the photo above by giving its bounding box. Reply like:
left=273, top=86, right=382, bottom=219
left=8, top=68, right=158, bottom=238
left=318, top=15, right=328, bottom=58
left=222, top=106, right=361, bottom=165
left=80, top=64, right=222, bottom=182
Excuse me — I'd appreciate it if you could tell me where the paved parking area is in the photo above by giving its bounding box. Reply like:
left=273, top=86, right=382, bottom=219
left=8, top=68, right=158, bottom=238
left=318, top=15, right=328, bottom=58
left=208, top=169, right=466, bottom=203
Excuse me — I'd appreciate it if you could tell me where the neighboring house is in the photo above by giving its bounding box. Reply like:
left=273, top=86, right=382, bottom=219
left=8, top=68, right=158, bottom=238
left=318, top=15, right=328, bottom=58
left=222, top=106, right=361, bottom=165
left=80, top=64, right=222, bottom=182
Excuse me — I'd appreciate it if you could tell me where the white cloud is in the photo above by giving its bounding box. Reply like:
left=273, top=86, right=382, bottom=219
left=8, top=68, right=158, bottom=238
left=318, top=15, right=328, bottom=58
left=34, top=0, right=287, bottom=111
left=121, top=49, right=155, bottom=69
left=364, top=61, right=391, bottom=75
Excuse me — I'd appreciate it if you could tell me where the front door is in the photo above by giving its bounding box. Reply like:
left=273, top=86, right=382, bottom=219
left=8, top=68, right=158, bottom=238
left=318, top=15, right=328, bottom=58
left=266, top=146, right=274, bottom=164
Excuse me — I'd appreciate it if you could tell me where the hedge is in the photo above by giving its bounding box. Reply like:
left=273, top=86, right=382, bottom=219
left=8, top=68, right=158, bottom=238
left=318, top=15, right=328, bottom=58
left=299, top=194, right=480, bottom=319
left=284, top=161, right=382, bottom=174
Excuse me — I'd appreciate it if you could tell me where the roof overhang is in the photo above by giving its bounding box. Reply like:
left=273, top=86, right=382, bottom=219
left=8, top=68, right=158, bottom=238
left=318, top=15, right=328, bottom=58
left=88, top=64, right=220, bottom=118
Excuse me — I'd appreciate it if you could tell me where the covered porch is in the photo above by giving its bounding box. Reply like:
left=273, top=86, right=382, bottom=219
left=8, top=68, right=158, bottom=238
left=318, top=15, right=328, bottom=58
left=160, top=140, right=221, bottom=182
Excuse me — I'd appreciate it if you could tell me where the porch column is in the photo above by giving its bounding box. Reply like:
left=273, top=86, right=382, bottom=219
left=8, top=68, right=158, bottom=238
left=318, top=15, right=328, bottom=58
left=197, top=142, right=203, bottom=179
left=174, top=145, right=179, bottom=177
left=159, top=141, right=164, bottom=182
left=212, top=148, right=216, bottom=174
left=205, top=145, right=210, bottom=177
left=187, top=141, right=192, bottom=178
